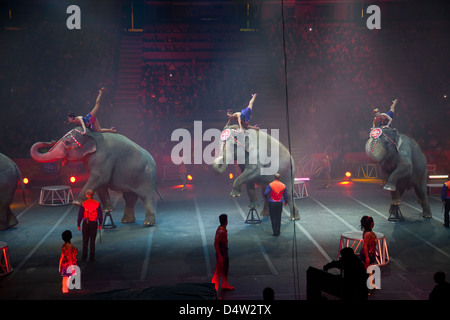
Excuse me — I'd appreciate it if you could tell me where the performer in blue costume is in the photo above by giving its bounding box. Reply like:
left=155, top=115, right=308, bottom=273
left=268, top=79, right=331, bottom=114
left=372, top=98, right=398, bottom=128
left=226, top=93, right=258, bottom=131
left=67, top=88, right=117, bottom=134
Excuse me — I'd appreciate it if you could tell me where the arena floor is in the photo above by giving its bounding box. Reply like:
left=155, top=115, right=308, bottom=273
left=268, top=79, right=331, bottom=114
left=0, top=176, right=449, bottom=303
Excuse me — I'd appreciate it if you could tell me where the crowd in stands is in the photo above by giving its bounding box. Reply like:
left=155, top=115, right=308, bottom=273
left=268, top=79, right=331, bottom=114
left=1, top=11, right=449, bottom=168
left=136, top=60, right=252, bottom=123
left=263, top=15, right=450, bottom=156
left=0, top=22, right=120, bottom=158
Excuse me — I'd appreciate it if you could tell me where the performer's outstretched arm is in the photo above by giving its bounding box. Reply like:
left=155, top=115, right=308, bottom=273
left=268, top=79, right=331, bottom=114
left=76, top=116, right=87, bottom=134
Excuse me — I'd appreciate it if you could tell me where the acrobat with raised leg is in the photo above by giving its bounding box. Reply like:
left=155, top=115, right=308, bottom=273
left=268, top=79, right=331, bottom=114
left=225, top=93, right=259, bottom=131
left=67, top=87, right=117, bottom=134
left=372, top=98, right=398, bottom=128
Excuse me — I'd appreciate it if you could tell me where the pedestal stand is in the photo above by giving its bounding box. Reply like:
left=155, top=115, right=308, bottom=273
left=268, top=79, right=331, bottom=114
left=245, top=207, right=260, bottom=224
left=388, top=204, right=404, bottom=222
left=103, top=211, right=116, bottom=229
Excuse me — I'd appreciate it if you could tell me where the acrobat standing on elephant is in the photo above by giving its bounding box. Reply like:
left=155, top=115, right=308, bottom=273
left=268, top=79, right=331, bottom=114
left=67, top=87, right=117, bottom=134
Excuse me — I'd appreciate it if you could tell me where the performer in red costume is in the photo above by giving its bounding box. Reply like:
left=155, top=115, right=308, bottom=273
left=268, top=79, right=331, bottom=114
left=211, top=214, right=234, bottom=291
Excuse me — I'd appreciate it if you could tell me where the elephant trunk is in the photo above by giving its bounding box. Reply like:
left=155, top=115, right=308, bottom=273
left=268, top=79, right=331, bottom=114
left=30, top=141, right=63, bottom=163
left=212, top=156, right=228, bottom=174
left=365, top=138, right=386, bottom=162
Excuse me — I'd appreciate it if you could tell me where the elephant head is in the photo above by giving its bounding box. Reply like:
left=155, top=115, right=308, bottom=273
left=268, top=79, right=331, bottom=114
left=30, top=127, right=97, bottom=165
left=365, top=127, right=402, bottom=163
left=212, top=126, right=255, bottom=175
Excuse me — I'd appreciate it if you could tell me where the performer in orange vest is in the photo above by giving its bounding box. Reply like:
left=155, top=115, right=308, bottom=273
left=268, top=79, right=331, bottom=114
left=264, top=173, right=289, bottom=236
left=441, top=176, right=450, bottom=228
left=77, top=190, right=103, bottom=262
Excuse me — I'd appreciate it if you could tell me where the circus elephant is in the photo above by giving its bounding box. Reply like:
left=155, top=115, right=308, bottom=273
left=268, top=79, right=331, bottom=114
left=30, top=127, right=159, bottom=226
left=212, top=126, right=299, bottom=220
left=0, top=153, right=26, bottom=230
left=365, top=127, right=431, bottom=218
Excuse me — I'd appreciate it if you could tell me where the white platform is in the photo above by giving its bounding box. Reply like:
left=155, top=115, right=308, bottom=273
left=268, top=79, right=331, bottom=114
left=0, top=241, right=13, bottom=275
left=39, top=185, right=74, bottom=206
left=338, top=231, right=390, bottom=266
left=294, top=178, right=309, bottom=199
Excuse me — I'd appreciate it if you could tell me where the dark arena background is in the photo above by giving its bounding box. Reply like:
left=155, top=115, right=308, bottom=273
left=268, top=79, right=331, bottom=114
left=1, top=0, right=450, bottom=312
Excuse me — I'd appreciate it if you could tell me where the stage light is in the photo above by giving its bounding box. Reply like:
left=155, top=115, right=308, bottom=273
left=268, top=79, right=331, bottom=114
left=345, top=172, right=352, bottom=178
left=339, top=181, right=352, bottom=185
left=187, top=174, right=193, bottom=181
left=70, top=176, right=76, bottom=183
left=429, top=175, right=448, bottom=179
left=23, top=178, right=29, bottom=185
left=229, top=173, right=234, bottom=179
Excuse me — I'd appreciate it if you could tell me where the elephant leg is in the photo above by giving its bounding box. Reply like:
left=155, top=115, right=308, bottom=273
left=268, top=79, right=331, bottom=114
left=0, top=203, right=18, bottom=231
left=141, top=195, right=156, bottom=226
left=97, top=186, right=114, bottom=213
left=414, top=183, right=432, bottom=218
left=286, top=183, right=300, bottom=220
left=74, top=172, right=109, bottom=206
left=384, top=162, right=412, bottom=191
left=261, top=198, right=270, bottom=216
left=390, top=187, right=405, bottom=207
left=121, top=192, right=138, bottom=223
left=231, top=165, right=258, bottom=197
left=246, top=182, right=259, bottom=208
left=6, top=207, right=18, bottom=229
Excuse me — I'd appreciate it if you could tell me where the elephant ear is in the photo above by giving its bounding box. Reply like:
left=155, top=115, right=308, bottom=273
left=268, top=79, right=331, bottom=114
left=384, top=128, right=402, bottom=152
left=71, top=128, right=97, bottom=157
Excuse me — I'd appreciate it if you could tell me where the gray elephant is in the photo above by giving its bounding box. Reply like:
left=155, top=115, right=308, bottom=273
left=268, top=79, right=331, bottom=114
left=212, top=125, right=299, bottom=220
left=0, top=153, right=26, bottom=230
left=365, top=127, right=431, bottom=218
left=30, top=127, right=159, bottom=226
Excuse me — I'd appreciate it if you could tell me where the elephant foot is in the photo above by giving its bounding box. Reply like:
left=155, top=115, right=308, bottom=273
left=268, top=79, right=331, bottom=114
left=383, top=182, right=396, bottom=191
left=73, top=200, right=82, bottom=206
left=121, top=217, right=135, bottom=224
left=121, top=207, right=135, bottom=224
left=422, top=211, right=432, bottom=218
left=230, top=189, right=241, bottom=198
left=144, top=216, right=155, bottom=226
left=391, top=200, right=402, bottom=206
left=103, top=205, right=115, bottom=213
left=260, top=210, right=270, bottom=216
left=248, top=201, right=259, bottom=208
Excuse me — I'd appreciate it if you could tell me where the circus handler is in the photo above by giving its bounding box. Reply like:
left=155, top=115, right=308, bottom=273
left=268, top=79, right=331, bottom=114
left=264, top=173, right=288, bottom=236
left=77, top=190, right=103, bottom=263
left=225, top=93, right=259, bottom=131
left=67, top=87, right=117, bottom=134
left=372, top=98, right=398, bottom=128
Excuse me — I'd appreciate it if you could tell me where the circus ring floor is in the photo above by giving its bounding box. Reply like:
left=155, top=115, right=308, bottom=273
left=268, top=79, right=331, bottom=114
left=0, top=177, right=449, bottom=305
